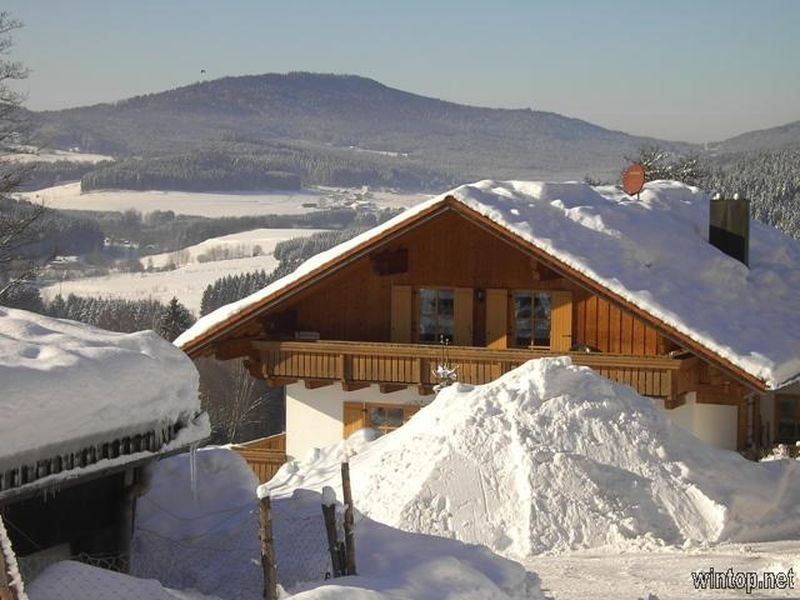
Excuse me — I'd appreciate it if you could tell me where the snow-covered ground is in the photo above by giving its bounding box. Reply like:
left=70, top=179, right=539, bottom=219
left=19, top=182, right=426, bottom=218
left=39, top=228, right=324, bottom=314
left=145, top=228, right=328, bottom=269
left=525, top=541, right=800, bottom=600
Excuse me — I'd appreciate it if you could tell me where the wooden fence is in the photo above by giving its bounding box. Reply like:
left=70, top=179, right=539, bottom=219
left=232, top=433, right=287, bottom=484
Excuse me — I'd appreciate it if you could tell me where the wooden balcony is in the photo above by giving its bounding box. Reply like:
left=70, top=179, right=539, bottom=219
left=247, top=340, right=690, bottom=400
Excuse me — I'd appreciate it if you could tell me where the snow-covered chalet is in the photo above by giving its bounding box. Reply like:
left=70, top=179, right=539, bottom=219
left=177, top=180, right=800, bottom=458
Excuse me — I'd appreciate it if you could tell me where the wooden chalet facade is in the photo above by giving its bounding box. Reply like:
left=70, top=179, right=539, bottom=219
left=180, top=186, right=800, bottom=459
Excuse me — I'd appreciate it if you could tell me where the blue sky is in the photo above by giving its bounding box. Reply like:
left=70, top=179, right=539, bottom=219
left=5, top=0, right=799, bottom=142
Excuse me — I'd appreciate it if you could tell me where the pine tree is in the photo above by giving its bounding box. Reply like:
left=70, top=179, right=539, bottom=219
left=157, top=296, right=195, bottom=341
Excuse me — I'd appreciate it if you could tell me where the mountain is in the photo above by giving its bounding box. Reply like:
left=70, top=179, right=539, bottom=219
left=715, top=120, right=800, bottom=155
left=30, top=72, right=692, bottom=190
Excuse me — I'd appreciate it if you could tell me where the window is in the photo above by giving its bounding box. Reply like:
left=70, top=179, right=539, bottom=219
left=512, top=291, right=552, bottom=347
left=776, top=395, right=800, bottom=443
left=418, top=288, right=454, bottom=343
left=343, top=402, right=419, bottom=438
left=367, top=405, right=406, bottom=435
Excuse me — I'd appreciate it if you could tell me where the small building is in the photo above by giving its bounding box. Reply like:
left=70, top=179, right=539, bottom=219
left=176, top=180, right=800, bottom=459
left=0, top=307, right=209, bottom=579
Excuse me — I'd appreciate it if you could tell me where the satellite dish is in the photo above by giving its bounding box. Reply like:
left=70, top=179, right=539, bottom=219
left=622, top=162, right=646, bottom=196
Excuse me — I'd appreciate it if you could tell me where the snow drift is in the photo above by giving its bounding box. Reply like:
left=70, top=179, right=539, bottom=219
left=0, top=307, right=207, bottom=473
left=268, top=358, right=800, bottom=559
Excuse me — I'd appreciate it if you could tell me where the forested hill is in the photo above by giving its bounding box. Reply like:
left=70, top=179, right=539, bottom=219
left=714, top=120, right=800, bottom=155
left=31, top=72, right=689, bottom=190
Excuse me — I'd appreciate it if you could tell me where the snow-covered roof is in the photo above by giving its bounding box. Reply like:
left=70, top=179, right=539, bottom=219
left=176, top=180, right=800, bottom=390
left=0, top=308, right=209, bottom=493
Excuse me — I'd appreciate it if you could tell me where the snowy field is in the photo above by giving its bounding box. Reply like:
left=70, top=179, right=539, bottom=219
left=144, top=227, right=328, bottom=269
left=4, top=148, right=114, bottom=164
left=39, top=228, right=324, bottom=313
left=20, top=182, right=427, bottom=217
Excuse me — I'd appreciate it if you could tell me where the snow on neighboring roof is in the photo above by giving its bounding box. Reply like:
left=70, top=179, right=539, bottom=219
left=0, top=308, right=208, bottom=477
left=176, top=180, right=800, bottom=390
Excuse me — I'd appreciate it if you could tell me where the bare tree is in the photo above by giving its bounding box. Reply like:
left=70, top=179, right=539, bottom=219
left=0, top=12, right=47, bottom=302
left=196, top=356, right=280, bottom=443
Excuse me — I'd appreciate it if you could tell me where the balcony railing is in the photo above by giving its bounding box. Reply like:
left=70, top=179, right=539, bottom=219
left=250, top=340, right=688, bottom=399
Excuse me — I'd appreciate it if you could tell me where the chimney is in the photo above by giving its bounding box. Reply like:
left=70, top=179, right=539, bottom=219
left=709, top=193, right=750, bottom=266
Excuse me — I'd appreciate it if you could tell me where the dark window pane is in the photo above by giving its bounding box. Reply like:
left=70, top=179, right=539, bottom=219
left=386, top=408, right=404, bottom=427
left=438, top=290, right=454, bottom=317
left=533, top=292, right=551, bottom=346
left=419, top=289, right=436, bottom=316
left=369, top=407, right=386, bottom=427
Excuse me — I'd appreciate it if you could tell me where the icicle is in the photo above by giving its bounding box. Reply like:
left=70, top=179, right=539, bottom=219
left=188, top=442, right=199, bottom=505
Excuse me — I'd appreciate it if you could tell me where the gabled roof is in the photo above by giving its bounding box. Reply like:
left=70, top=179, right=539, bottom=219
left=176, top=180, right=800, bottom=391
left=0, top=307, right=209, bottom=500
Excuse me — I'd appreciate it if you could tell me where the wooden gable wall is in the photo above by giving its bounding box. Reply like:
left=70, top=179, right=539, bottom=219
left=257, top=209, right=670, bottom=355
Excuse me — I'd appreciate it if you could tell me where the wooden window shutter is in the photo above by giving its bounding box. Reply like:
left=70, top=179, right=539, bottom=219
left=550, top=290, right=573, bottom=352
left=390, top=285, right=412, bottom=343
left=343, top=402, right=366, bottom=438
left=485, top=288, right=508, bottom=349
left=454, top=287, right=474, bottom=346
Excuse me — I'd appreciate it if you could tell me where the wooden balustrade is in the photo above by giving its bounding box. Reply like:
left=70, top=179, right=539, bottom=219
left=250, top=340, right=687, bottom=400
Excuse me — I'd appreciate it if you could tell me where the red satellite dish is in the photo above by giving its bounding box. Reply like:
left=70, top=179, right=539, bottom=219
left=622, top=163, right=646, bottom=196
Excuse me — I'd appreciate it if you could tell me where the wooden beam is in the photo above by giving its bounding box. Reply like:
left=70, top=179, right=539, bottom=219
left=305, top=379, right=334, bottom=390
left=341, top=381, right=370, bottom=392
left=266, top=377, right=297, bottom=388
left=379, top=383, right=407, bottom=394
left=213, top=338, right=256, bottom=360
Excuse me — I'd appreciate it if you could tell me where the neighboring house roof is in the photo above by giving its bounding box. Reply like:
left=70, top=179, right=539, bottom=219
left=176, top=180, right=800, bottom=392
left=0, top=307, right=209, bottom=501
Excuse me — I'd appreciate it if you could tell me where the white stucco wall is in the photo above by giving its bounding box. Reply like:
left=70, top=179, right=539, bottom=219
left=289, top=385, right=742, bottom=458
left=656, top=393, right=739, bottom=450
left=285, top=383, right=425, bottom=459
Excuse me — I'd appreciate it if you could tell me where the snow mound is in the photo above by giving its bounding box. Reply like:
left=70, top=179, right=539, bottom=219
left=0, top=307, right=206, bottom=472
left=27, top=560, right=219, bottom=600
left=268, top=358, right=800, bottom=559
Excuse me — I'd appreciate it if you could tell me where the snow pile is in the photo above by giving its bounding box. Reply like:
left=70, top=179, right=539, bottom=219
left=268, top=358, right=800, bottom=559
left=0, top=307, right=207, bottom=473
left=177, top=180, right=800, bottom=389
left=134, top=447, right=543, bottom=600
left=131, top=448, right=260, bottom=599
left=27, top=561, right=219, bottom=600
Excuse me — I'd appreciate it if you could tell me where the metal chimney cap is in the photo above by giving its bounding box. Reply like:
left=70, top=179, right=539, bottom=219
left=733, top=192, right=741, bottom=200
left=712, top=192, right=722, bottom=200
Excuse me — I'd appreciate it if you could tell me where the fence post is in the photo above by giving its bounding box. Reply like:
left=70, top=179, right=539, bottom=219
left=341, top=461, right=357, bottom=576
left=0, top=515, right=26, bottom=600
left=321, top=486, right=344, bottom=577
left=259, top=495, right=278, bottom=600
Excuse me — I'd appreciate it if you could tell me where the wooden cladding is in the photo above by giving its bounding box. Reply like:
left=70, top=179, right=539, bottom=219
left=390, top=285, right=412, bottom=343
left=454, top=287, right=473, bottom=346
left=252, top=339, right=684, bottom=400
left=485, top=288, right=508, bottom=349
left=573, top=293, right=665, bottom=355
left=372, top=248, right=408, bottom=275
left=549, top=290, right=572, bottom=352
